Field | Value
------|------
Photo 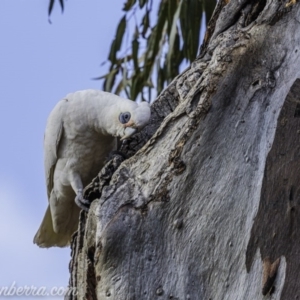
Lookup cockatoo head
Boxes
[106,100,151,140]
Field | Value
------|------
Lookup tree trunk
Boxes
[66,1,300,299]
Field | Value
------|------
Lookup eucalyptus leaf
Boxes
[204,0,216,24]
[104,68,118,92]
[59,0,64,12]
[46,0,217,101]
[48,0,55,16]
[141,10,150,38]
[138,0,147,9]
[97,0,216,101]
[108,40,117,63]
[167,0,183,79]
[115,15,127,52]
[114,79,125,95]
[123,0,137,11]
[132,38,139,70]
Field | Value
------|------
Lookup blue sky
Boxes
[0,1,123,298]
[0,1,205,298]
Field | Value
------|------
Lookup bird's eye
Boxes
[119,112,131,124]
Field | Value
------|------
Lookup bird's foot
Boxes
[75,189,91,211]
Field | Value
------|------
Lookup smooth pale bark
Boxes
[66,1,300,299]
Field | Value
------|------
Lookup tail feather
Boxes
[33,205,73,248]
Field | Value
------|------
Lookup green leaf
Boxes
[115,15,127,52]
[143,0,168,76]
[97,0,217,102]
[48,0,55,16]
[48,0,64,16]
[167,0,183,78]
[157,67,165,94]
[92,74,109,80]
[168,31,181,80]
[104,68,118,92]
[123,0,137,11]
[167,0,177,34]
[141,10,150,38]
[108,16,126,64]
[138,0,147,9]
[108,40,117,63]
[114,79,125,95]
[180,0,202,61]
[191,0,203,58]
[204,0,216,24]
[59,0,64,12]
[130,72,146,100]
[132,38,139,70]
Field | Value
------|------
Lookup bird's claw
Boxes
[75,190,91,211]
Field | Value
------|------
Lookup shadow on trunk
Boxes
[246,79,300,298]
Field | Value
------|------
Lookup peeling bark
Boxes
[247,79,300,298]
[66,1,300,299]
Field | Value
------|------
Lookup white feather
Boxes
[34,90,150,248]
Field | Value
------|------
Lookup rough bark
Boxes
[66,1,300,299]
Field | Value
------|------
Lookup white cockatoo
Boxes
[34,90,151,248]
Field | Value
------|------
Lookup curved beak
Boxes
[124,120,135,128]
[120,127,137,140]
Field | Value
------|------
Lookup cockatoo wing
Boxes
[44,99,67,199]
[35,90,151,248]
[33,205,72,248]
